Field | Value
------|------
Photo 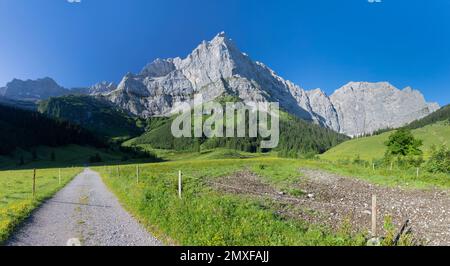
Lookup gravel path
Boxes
[6,169,162,246]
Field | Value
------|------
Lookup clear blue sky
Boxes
[0,0,449,105]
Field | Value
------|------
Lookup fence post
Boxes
[390,162,393,171]
[32,169,36,200]
[416,167,419,178]
[371,195,377,238]
[117,165,120,177]
[59,168,61,185]
[178,170,182,199]
[136,165,140,184]
[372,163,375,171]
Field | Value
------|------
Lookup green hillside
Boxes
[405,104,450,130]
[0,103,105,156]
[127,111,349,157]
[38,95,144,140]
[321,121,450,161]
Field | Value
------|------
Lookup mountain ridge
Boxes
[0,32,440,136]
[103,32,439,136]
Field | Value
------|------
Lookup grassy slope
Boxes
[321,122,450,161]
[0,167,82,243]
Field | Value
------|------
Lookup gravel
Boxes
[212,169,450,246]
[6,169,162,246]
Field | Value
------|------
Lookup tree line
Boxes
[133,112,349,157]
[0,104,106,155]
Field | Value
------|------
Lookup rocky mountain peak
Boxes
[140,58,176,77]
[330,82,440,136]
[89,81,117,96]
[103,33,440,136]
[1,32,440,137]
[2,77,67,101]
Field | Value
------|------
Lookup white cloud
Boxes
[368,0,382,3]
[67,0,81,3]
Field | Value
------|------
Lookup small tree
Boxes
[384,129,423,167]
[385,129,423,156]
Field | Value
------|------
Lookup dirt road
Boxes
[6,169,162,246]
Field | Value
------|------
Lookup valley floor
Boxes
[2,153,449,246]
[6,169,161,246]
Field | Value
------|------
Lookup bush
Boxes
[425,145,450,174]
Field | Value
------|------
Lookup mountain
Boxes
[38,95,143,140]
[329,82,440,136]
[2,33,440,136]
[0,77,69,101]
[88,81,117,96]
[103,32,439,136]
[0,77,117,102]
[107,32,314,120]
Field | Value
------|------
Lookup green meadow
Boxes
[94,157,366,246]
[321,122,450,162]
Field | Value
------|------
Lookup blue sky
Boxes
[0,0,449,105]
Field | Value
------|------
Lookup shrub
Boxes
[425,145,450,174]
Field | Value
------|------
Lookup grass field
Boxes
[321,122,450,162]
[127,144,271,161]
[1,148,447,246]
[95,158,366,246]
[0,167,82,243]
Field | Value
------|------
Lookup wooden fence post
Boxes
[178,170,182,199]
[136,165,140,184]
[117,165,120,177]
[372,195,377,238]
[32,169,36,199]
[416,167,419,178]
[59,168,61,185]
[372,163,375,171]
